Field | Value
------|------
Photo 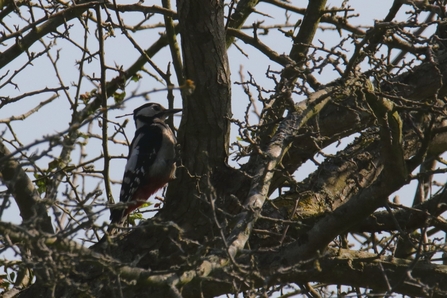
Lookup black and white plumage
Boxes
[110,103,181,225]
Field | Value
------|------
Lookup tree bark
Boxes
[159,0,232,242]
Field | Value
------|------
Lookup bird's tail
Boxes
[108,207,127,235]
[110,207,126,225]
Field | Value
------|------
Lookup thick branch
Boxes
[0,141,53,233]
[226,0,260,47]
[272,248,447,298]
[353,187,447,233]
[364,82,407,184]
[290,0,327,63]
[227,87,334,259]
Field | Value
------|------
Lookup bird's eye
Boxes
[153,105,160,111]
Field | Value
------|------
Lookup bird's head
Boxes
[133,103,182,129]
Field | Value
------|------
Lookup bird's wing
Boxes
[110,125,162,223]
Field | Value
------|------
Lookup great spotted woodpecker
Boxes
[110,103,182,226]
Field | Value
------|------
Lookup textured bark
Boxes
[158,0,232,242]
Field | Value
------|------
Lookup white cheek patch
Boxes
[135,119,144,129]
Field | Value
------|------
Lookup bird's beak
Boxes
[165,108,182,115]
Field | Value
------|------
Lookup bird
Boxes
[109,103,182,228]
